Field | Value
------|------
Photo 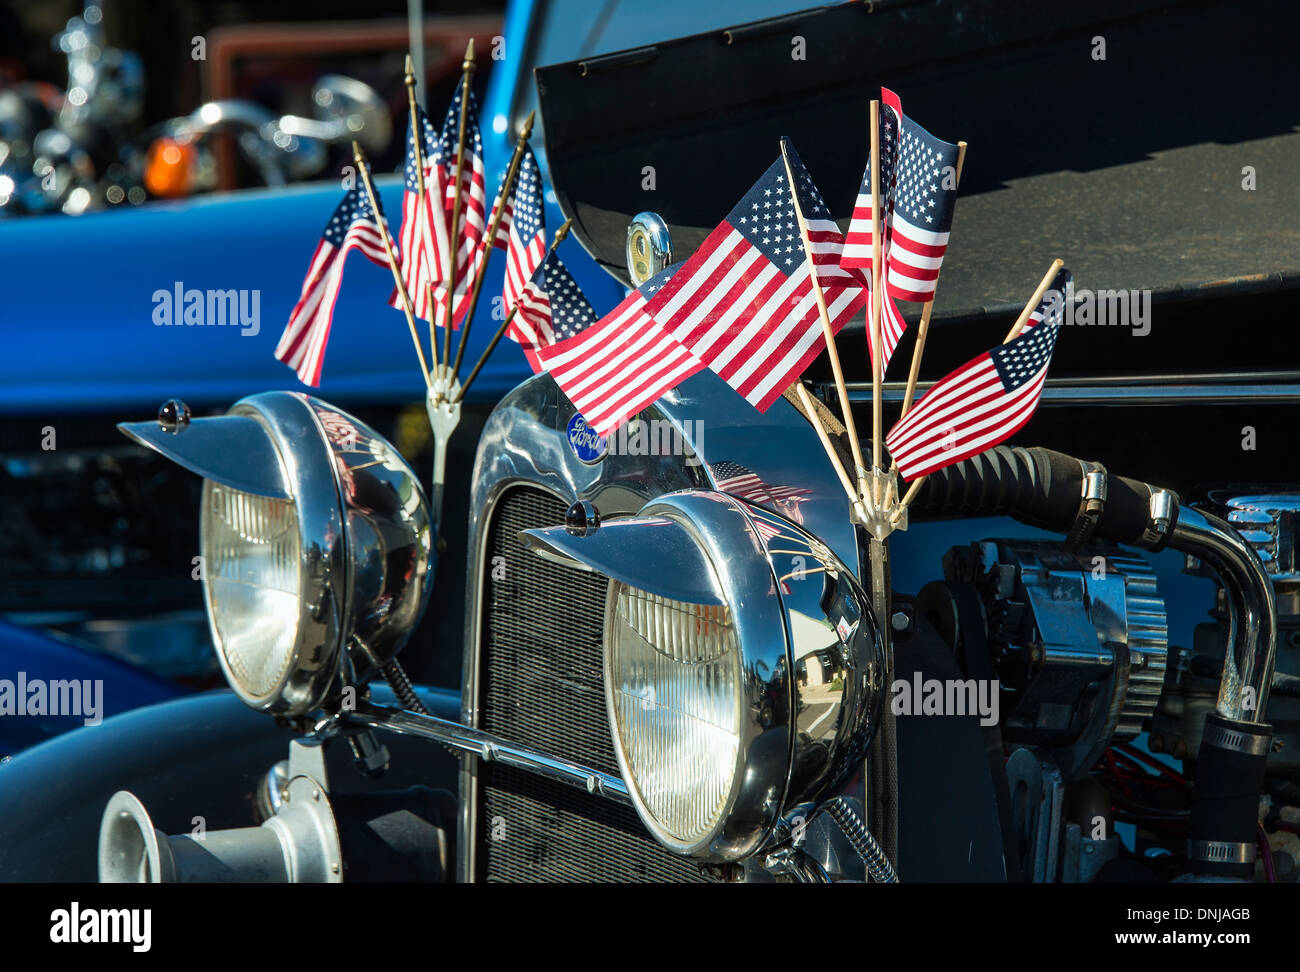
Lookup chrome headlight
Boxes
[120,393,433,715]
[524,490,885,861]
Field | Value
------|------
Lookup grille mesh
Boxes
[474,485,708,883]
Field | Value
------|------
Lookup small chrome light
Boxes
[523,489,885,861]
[120,392,433,715]
[626,212,672,287]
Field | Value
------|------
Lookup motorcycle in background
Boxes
[0,2,391,218]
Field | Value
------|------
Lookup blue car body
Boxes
[0,621,180,757]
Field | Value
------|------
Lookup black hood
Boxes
[536,0,1300,333]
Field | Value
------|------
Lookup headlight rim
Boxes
[600,491,794,862]
[200,396,350,716]
[592,489,886,864]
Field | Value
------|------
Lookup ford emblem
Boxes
[567,413,607,464]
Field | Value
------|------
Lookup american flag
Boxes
[510,249,597,372]
[274,178,394,387]
[841,89,909,373]
[885,268,1070,480]
[644,138,864,412]
[498,147,545,324]
[536,264,704,436]
[885,112,961,304]
[390,105,445,322]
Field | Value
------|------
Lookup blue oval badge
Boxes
[567,413,607,464]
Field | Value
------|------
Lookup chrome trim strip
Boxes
[348,700,631,805]
[828,374,1300,406]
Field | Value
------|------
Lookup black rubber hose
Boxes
[1187,715,1272,878]
[914,445,1176,549]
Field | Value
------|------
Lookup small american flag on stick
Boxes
[497,147,545,327]
[841,89,908,373]
[885,110,962,304]
[644,141,864,412]
[886,268,1070,480]
[390,105,444,322]
[536,264,704,436]
[510,249,597,372]
[274,178,394,387]
[434,85,488,327]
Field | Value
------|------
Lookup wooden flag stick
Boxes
[793,382,861,508]
[454,219,572,403]
[450,110,536,381]
[780,140,869,500]
[403,55,438,373]
[892,256,1065,518]
[869,99,884,492]
[353,141,431,389]
[898,140,966,420]
[425,282,439,373]
[440,38,476,373]
[1003,257,1064,343]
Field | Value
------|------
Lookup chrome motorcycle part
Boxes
[118,392,434,716]
[626,212,672,286]
[523,488,885,861]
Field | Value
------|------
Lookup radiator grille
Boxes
[473,485,708,882]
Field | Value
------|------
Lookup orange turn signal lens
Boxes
[144,137,197,198]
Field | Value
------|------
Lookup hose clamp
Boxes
[1186,839,1256,865]
[1137,487,1179,550]
[1065,460,1107,546]
[1202,719,1273,757]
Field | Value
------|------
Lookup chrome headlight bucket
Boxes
[523,490,884,861]
[120,392,433,716]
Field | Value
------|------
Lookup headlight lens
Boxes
[120,392,434,716]
[201,482,303,702]
[606,582,742,850]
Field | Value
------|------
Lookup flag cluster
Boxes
[274,72,1058,486]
